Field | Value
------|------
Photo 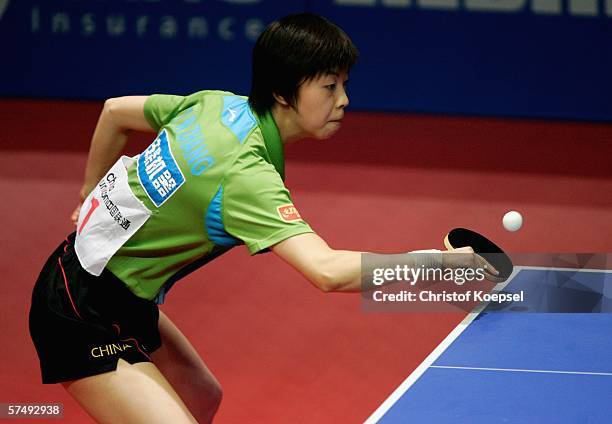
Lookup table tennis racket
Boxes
[444,227,513,281]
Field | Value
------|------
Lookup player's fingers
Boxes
[475,254,499,276]
[70,203,82,225]
[452,246,474,253]
[442,248,471,270]
[475,255,506,282]
[483,272,505,283]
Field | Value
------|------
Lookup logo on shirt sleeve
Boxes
[277,204,302,222]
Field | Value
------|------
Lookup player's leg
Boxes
[151,310,223,424]
[62,359,197,424]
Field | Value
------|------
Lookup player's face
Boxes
[294,71,349,140]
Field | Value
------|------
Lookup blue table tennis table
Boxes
[366,266,612,423]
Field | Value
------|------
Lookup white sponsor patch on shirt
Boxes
[75,156,152,276]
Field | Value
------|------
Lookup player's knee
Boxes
[208,381,223,408]
[199,378,223,409]
[192,381,222,423]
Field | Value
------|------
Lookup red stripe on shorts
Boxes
[57,256,84,320]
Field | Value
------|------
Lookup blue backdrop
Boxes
[1,0,610,121]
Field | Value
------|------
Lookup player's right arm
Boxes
[271,233,497,293]
[222,151,499,291]
[272,232,361,292]
[71,96,154,223]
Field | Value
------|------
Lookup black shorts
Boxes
[29,233,161,384]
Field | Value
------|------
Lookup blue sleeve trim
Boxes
[205,186,242,247]
[221,96,257,144]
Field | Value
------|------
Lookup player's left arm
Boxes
[71,96,154,224]
[80,96,154,199]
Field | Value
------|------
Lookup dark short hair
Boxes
[249,13,359,116]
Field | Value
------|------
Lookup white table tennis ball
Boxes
[503,211,523,232]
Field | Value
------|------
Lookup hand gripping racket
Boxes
[444,228,513,281]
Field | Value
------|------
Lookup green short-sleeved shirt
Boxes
[104,90,313,302]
